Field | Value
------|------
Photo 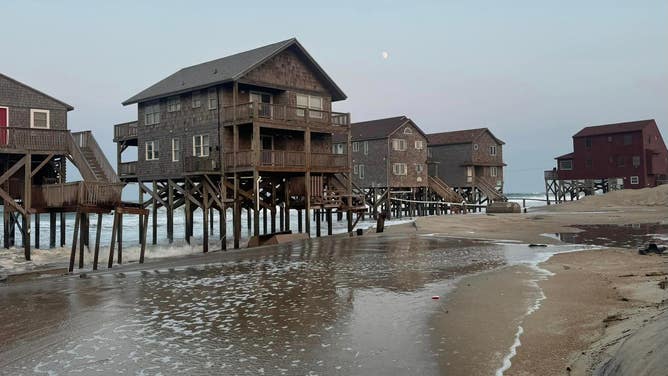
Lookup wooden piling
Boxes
[93,214,102,270]
[69,212,80,273]
[49,212,56,248]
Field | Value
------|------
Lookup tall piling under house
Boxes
[116,39,365,249]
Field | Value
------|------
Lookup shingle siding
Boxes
[0,74,69,130]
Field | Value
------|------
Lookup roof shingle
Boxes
[573,119,656,138]
[427,128,504,146]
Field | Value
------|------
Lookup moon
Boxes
[381,51,389,60]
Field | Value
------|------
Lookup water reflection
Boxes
[0,234,505,375]
[546,223,668,249]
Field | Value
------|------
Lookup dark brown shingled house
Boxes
[427,128,506,204]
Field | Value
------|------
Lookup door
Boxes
[0,107,7,145]
[261,135,274,165]
[250,92,272,118]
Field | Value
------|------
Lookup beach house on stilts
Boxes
[0,72,137,271]
[115,38,364,249]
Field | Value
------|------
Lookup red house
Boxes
[554,119,668,188]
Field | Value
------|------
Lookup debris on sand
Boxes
[638,243,666,255]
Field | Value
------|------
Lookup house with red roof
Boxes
[553,119,668,188]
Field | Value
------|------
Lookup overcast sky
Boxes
[3,0,666,192]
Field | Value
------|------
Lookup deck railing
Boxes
[0,127,70,152]
[33,181,123,209]
[311,153,348,169]
[118,161,137,176]
[114,122,138,140]
[184,152,220,173]
[222,102,350,128]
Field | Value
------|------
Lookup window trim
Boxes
[415,140,424,150]
[167,96,181,112]
[363,141,369,155]
[296,94,323,118]
[352,141,359,152]
[208,88,217,110]
[171,138,180,162]
[559,159,573,171]
[415,163,424,173]
[630,176,639,185]
[392,138,407,151]
[489,145,497,156]
[144,102,160,125]
[192,91,201,108]
[30,109,50,129]
[145,141,159,161]
[632,155,640,168]
[403,127,413,134]
[193,134,210,157]
[358,164,365,179]
[392,162,407,176]
[490,166,498,177]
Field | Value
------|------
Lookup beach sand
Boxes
[413,190,668,375]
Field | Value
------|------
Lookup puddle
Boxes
[543,223,668,249]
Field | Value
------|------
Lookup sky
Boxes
[2,0,667,193]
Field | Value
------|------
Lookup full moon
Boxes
[381,51,389,60]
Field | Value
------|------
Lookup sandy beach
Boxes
[411,186,668,375]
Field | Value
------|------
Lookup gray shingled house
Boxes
[115,38,361,248]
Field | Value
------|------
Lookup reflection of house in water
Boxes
[554,223,668,248]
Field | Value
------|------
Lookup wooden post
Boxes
[167,179,174,243]
[34,213,40,249]
[315,209,321,237]
[297,209,303,233]
[233,174,241,249]
[117,212,123,264]
[220,178,227,247]
[138,183,144,241]
[78,213,85,269]
[140,213,148,263]
[326,208,333,236]
[59,212,65,247]
[68,212,80,273]
[202,183,209,253]
[23,153,31,261]
[262,207,268,234]
[284,182,291,231]
[3,208,9,249]
[247,206,252,235]
[184,180,191,244]
[279,204,284,232]
[108,211,118,268]
[152,180,157,245]
[49,212,56,248]
[93,213,102,270]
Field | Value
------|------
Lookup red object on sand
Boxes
[432,296,440,300]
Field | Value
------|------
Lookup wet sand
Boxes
[414,202,668,375]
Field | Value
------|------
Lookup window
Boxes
[473,143,479,151]
[617,156,625,167]
[296,94,323,118]
[363,141,369,155]
[416,164,424,173]
[145,141,159,160]
[630,176,639,185]
[358,164,365,179]
[559,160,573,170]
[585,137,592,148]
[466,166,473,183]
[353,164,359,174]
[193,134,210,157]
[167,96,181,112]
[489,145,497,156]
[332,143,344,154]
[392,138,407,151]
[208,88,217,110]
[403,127,413,134]
[490,166,498,177]
[352,142,359,152]
[632,156,640,168]
[623,134,632,145]
[192,91,201,108]
[172,138,181,162]
[144,102,160,125]
[392,163,407,175]
[415,140,424,150]
[30,109,49,128]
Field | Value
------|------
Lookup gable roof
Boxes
[573,119,656,138]
[427,128,505,146]
[333,116,426,143]
[123,38,346,105]
[0,73,73,111]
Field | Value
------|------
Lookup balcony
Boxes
[118,161,137,178]
[31,181,124,210]
[184,152,220,174]
[113,121,138,142]
[224,150,348,172]
[222,102,350,130]
[0,127,71,154]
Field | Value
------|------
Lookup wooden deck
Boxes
[0,127,70,154]
[223,150,348,172]
[222,102,350,132]
[31,181,124,212]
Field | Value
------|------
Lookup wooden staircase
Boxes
[70,131,120,183]
[476,178,506,202]
[428,176,464,203]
